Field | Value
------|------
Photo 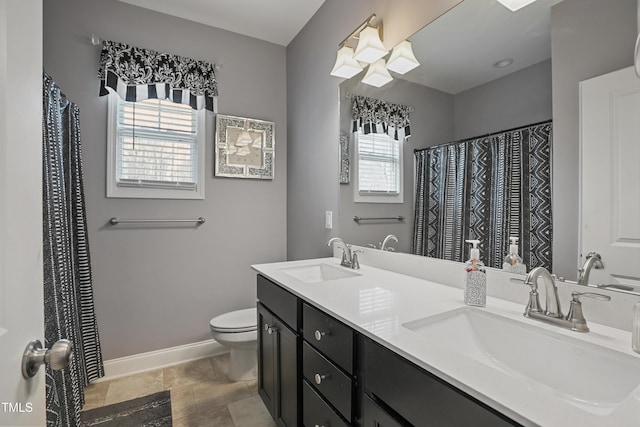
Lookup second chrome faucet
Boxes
[327,237,362,270]
[513,266,611,332]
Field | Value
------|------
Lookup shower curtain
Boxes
[43,72,104,426]
[412,121,553,271]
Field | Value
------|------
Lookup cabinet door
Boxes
[258,303,276,418]
[363,395,404,427]
[275,315,299,427]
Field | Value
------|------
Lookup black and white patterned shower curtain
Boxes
[412,122,553,271]
[43,72,104,426]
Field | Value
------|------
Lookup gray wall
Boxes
[43,0,287,359]
[337,79,454,253]
[551,0,636,279]
[286,0,462,260]
[454,59,552,140]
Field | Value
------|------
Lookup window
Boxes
[107,92,205,199]
[354,131,403,203]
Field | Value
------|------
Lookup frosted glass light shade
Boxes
[330,46,363,79]
[362,59,393,88]
[353,26,387,64]
[386,40,420,74]
[496,0,537,11]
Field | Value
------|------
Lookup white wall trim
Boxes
[95,339,228,382]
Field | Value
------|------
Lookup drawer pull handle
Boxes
[265,324,278,335]
[314,373,330,384]
[314,330,329,341]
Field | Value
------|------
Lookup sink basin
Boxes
[403,307,640,413]
[280,263,361,283]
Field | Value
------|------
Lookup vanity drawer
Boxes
[303,303,353,373]
[364,338,518,427]
[303,381,349,427]
[257,274,299,330]
[303,342,352,421]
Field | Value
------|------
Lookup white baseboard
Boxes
[95,339,228,382]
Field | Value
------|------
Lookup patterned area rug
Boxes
[81,391,172,426]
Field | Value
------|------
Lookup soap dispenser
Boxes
[502,236,526,274]
[464,240,486,307]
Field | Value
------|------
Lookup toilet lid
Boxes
[210,308,257,332]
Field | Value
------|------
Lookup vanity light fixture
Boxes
[330,45,364,79]
[353,25,387,63]
[361,58,393,87]
[496,0,538,11]
[385,40,420,74]
[330,13,419,88]
[330,14,385,78]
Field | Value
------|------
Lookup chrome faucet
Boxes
[512,266,610,332]
[327,237,361,269]
[577,252,604,286]
[524,267,563,318]
[380,234,398,251]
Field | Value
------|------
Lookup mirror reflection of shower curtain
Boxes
[43,72,104,426]
[412,121,553,271]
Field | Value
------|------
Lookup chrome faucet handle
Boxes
[571,291,611,302]
[566,291,611,332]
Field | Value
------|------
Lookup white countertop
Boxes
[252,257,640,427]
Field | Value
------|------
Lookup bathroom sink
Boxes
[403,307,640,414]
[279,263,361,283]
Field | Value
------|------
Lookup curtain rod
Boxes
[413,119,552,153]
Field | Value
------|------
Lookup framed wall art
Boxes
[214,114,274,179]
[339,132,350,184]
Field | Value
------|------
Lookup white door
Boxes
[0,1,46,426]
[580,66,640,290]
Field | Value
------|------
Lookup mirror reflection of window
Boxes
[355,131,403,203]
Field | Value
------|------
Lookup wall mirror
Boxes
[337,0,638,290]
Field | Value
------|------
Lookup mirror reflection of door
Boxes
[580,66,640,292]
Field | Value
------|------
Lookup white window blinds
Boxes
[116,97,198,189]
[357,131,400,195]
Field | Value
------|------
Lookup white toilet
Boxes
[209,308,257,381]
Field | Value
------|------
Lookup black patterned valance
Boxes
[351,95,411,141]
[98,40,218,111]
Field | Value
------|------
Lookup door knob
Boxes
[22,339,73,379]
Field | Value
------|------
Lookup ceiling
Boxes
[117,0,325,46]
[401,0,563,94]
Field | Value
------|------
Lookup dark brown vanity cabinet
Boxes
[257,275,301,427]
[256,274,522,427]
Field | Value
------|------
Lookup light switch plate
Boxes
[325,211,333,229]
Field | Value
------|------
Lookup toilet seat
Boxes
[210,308,257,333]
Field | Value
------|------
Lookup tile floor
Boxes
[82,353,276,427]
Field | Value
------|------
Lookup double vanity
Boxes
[252,250,640,426]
